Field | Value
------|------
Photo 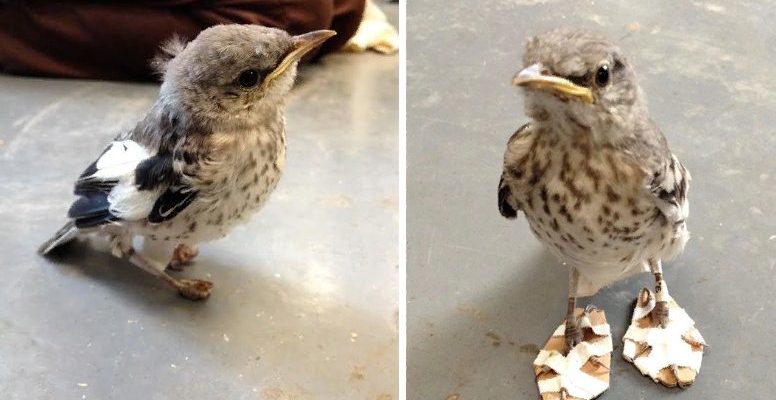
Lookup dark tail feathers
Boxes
[38,221,79,255]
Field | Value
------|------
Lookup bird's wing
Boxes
[646,153,690,225]
[498,123,535,219]
[69,140,197,228]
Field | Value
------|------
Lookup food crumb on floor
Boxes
[485,331,502,347]
[456,304,487,322]
[350,365,366,381]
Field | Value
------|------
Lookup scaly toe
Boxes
[564,323,583,354]
[652,300,669,328]
[168,244,199,271]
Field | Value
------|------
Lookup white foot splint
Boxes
[623,288,706,388]
[534,308,612,400]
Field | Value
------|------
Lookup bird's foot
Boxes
[533,307,612,400]
[564,320,583,356]
[653,300,670,328]
[159,272,212,300]
[110,235,133,258]
[623,288,706,388]
[167,244,199,271]
[175,278,213,301]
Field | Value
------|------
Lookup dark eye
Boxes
[595,64,610,87]
[238,69,259,88]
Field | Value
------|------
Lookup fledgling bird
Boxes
[39,25,336,300]
[498,28,705,394]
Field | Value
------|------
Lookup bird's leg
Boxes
[167,244,199,271]
[564,296,581,355]
[649,258,670,328]
[532,267,612,399]
[126,249,212,300]
[564,267,582,355]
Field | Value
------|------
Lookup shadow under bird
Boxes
[39,25,336,300]
[498,28,706,397]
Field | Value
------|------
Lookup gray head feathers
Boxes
[523,28,623,79]
[519,28,648,142]
[151,25,298,126]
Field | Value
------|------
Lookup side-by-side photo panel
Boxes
[407,1,772,399]
[0,1,399,399]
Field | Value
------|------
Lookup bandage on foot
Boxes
[623,288,706,388]
[534,307,612,400]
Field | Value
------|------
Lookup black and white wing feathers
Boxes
[648,154,690,225]
[147,183,198,223]
[498,124,533,219]
[68,140,197,228]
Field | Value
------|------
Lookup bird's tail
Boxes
[38,221,79,255]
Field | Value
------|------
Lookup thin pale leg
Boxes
[649,258,670,328]
[564,267,582,354]
[128,249,212,300]
[168,244,199,271]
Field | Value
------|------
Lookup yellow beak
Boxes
[261,30,337,91]
[512,63,594,104]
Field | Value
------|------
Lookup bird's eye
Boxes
[595,65,610,87]
[238,69,260,88]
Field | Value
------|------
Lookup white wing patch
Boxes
[92,140,150,179]
[84,140,161,221]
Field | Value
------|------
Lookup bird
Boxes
[498,28,705,392]
[39,24,336,300]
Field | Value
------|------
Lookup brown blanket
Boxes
[0,0,365,80]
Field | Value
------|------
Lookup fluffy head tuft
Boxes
[150,34,189,77]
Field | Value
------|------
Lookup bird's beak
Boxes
[512,63,594,104]
[261,30,337,91]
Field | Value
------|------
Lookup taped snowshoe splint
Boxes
[623,288,706,388]
[534,307,611,400]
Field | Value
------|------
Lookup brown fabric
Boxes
[0,0,366,81]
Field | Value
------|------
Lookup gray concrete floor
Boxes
[0,17,398,400]
[408,1,774,399]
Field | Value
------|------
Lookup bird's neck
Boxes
[533,111,644,148]
[154,94,284,132]
[528,92,648,147]
[212,102,284,132]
